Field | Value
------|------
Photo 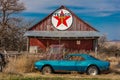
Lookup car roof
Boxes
[67,53,97,60]
[68,53,89,56]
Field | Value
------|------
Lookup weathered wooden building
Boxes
[24,6,102,53]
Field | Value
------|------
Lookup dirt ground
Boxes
[23,70,120,80]
[0,72,120,80]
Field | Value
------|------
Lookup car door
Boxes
[57,60,77,71]
[76,61,86,72]
[56,55,81,71]
[75,57,86,72]
[60,55,86,72]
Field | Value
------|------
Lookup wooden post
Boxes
[59,37,61,54]
[27,37,29,53]
[94,39,98,57]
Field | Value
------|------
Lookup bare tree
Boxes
[98,35,107,53]
[98,35,107,47]
[0,0,25,31]
[10,19,33,52]
[0,0,26,51]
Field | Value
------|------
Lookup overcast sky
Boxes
[20,0,120,40]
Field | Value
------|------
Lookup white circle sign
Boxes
[52,9,73,30]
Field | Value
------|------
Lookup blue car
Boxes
[34,54,110,75]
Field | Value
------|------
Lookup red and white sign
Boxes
[52,9,73,30]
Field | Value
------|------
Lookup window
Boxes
[69,56,84,61]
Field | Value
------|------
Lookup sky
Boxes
[19,0,120,41]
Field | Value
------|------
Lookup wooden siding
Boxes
[30,38,94,51]
[29,6,97,31]
[27,6,99,52]
[29,14,96,31]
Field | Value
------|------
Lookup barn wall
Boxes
[29,38,94,51]
[29,13,96,31]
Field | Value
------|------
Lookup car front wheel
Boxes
[41,66,52,75]
[87,65,99,75]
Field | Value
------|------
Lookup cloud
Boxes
[20,0,120,16]
[19,0,120,40]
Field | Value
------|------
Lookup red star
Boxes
[54,10,71,27]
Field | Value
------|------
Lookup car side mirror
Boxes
[63,56,69,60]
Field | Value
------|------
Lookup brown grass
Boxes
[3,50,120,77]
[4,54,40,74]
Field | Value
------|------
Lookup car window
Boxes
[88,55,98,60]
[69,56,84,61]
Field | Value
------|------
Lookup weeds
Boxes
[4,54,40,74]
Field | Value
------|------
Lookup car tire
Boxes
[41,66,52,75]
[87,65,99,75]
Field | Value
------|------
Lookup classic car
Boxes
[34,54,110,75]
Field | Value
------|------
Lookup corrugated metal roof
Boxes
[24,31,102,38]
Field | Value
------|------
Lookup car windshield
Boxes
[87,55,98,60]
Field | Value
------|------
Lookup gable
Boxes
[29,6,98,31]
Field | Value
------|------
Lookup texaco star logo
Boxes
[52,9,73,30]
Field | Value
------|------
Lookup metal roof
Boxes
[24,31,102,38]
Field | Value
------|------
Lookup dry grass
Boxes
[0,71,120,80]
[1,49,120,80]
[3,54,40,74]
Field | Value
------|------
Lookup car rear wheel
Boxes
[41,66,52,75]
[87,65,99,75]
